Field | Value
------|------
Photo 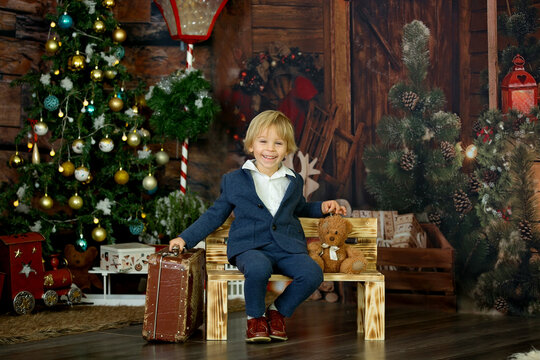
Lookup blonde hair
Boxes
[243,110,298,155]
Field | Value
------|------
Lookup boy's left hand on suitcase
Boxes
[169,237,186,253]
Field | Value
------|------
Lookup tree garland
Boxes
[146,69,220,142]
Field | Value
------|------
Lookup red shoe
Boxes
[245,317,271,343]
[266,309,288,341]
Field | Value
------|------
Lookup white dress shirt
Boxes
[242,159,296,216]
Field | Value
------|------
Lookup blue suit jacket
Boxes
[179,168,323,264]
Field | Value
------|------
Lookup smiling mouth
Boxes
[262,155,277,160]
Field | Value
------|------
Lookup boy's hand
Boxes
[321,200,347,216]
[169,237,186,253]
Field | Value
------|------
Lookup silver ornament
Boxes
[34,121,49,136]
[155,150,169,165]
[142,174,157,190]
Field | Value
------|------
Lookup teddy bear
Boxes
[64,244,103,292]
[308,215,368,274]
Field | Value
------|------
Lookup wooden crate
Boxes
[377,223,456,312]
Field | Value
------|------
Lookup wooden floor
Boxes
[1,301,540,359]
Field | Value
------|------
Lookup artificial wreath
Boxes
[146,69,220,141]
[236,45,323,98]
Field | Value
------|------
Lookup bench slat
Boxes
[207,269,385,282]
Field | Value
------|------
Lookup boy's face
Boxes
[249,125,288,176]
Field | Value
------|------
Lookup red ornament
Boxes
[501,54,538,114]
[477,126,493,143]
[153,0,229,43]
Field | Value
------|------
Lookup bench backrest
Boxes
[205,217,378,271]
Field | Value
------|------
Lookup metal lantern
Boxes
[501,54,538,114]
[153,0,229,43]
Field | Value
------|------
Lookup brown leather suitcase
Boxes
[142,248,205,342]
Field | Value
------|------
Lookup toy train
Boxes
[0,232,82,315]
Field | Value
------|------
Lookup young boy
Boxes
[169,110,346,343]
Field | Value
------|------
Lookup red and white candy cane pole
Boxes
[179,43,194,194]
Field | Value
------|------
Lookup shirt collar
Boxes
[242,159,295,178]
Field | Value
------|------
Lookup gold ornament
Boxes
[32,144,40,164]
[82,172,93,185]
[61,160,75,176]
[102,0,116,8]
[45,38,59,54]
[93,19,106,33]
[39,194,54,210]
[68,194,83,210]
[104,69,116,80]
[155,150,169,165]
[136,94,147,108]
[112,27,127,43]
[108,96,123,112]
[114,168,129,185]
[126,131,141,147]
[90,66,103,82]
[9,152,24,168]
[92,226,107,242]
[142,174,157,191]
[68,51,85,71]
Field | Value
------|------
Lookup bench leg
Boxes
[206,279,228,340]
[364,281,385,340]
[357,282,365,334]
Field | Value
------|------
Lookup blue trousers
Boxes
[234,241,323,318]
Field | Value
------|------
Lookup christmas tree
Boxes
[470,107,540,315]
[362,20,484,284]
[498,0,540,82]
[0,0,214,253]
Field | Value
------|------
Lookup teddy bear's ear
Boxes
[88,246,98,258]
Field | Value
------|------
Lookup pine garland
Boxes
[146,69,220,142]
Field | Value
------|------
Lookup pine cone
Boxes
[483,169,499,185]
[401,91,419,111]
[519,220,532,242]
[472,120,482,134]
[512,117,525,132]
[494,297,509,314]
[468,174,481,194]
[453,189,472,215]
[428,212,442,227]
[440,141,456,161]
[400,150,416,171]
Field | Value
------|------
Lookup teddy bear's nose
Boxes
[329,236,335,241]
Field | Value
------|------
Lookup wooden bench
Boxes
[204,217,385,341]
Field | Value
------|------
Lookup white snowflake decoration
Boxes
[40,74,51,86]
[283,151,320,199]
[96,198,113,215]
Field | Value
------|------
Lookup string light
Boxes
[465,144,478,159]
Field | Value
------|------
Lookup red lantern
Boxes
[153,0,229,44]
[501,54,538,114]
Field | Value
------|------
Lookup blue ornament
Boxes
[58,13,74,29]
[147,185,158,195]
[114,46,125,60]
[129,221,145,235]
[75,236,88,252]
[44,95,60,111]
[86,104,96,114]
[116,91,125,100]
